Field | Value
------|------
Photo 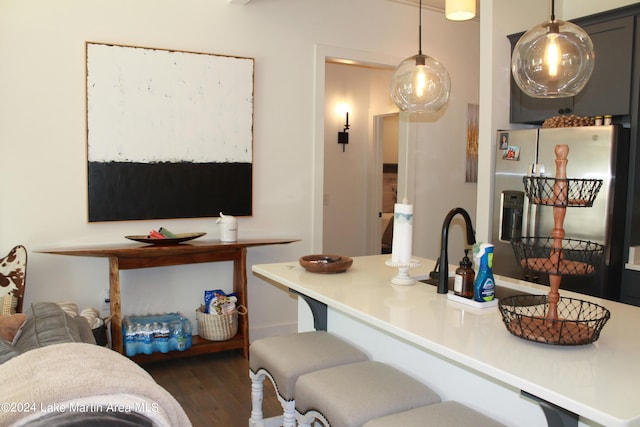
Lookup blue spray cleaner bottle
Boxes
[473,243,495,302]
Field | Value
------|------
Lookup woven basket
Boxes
[196,305,247,341]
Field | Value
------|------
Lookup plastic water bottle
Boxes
[150,322,159,353]
[141,323,153,354]
[134,323,144,355]
[172,321,186,351]
[124,323,137,357]
[157,322,170,353]
[182,316,193,349]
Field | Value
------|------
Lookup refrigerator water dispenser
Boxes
[500,190,524,242]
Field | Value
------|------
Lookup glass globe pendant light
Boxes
[511,0,594,98]
[390,0,451,113]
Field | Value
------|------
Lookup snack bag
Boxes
[204,289,237,315]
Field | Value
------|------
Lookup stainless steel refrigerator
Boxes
[492,126,629,300]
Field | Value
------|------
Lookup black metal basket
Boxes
[511,237,604,276]
[522,176,603,207]
[498,295,610,345]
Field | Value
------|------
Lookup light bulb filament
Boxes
[545,33,560,77]
[416,66,426,97]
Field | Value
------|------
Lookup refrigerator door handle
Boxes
[524,197,535,237]
[522,198,529,237]
[523,163,544,237]
[523,174,535,238]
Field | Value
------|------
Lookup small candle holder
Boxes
[385,258,422,286]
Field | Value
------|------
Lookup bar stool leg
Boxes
[296,410,328,427]
[282,400,296,427]
[250,369,297,427]
[249,370,265,425]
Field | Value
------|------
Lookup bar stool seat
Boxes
[295,361,441,427]
[362,401,506,427]
[249,331,368,427]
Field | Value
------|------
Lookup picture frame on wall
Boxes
[86,42,254,222]
[465,103,479,183]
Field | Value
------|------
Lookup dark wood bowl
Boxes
[299,254,353,274]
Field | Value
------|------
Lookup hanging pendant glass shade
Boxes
[512,19,594,98]
[390,53,451,113]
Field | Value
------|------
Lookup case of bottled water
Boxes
[123,312,193,357]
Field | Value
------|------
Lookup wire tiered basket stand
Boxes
[499,145,611,345]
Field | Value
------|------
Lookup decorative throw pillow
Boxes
[14,302,87,353]
[0,313,27,342]
[0,295,18,315]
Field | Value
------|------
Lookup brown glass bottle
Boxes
[454,250,475,299]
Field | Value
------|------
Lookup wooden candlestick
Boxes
[547,144,569,325]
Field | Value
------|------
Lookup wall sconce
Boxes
[337,105,350,152]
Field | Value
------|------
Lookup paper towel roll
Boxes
[391,202,413,265]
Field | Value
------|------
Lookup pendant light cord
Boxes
[550,0,555,21]
[418,0,422,55]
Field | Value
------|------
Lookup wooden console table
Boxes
[39,238,297,362]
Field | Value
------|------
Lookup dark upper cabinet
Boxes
[621,268,640,307]
[509,16,634,124]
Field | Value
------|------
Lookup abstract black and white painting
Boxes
[86,42,254,222]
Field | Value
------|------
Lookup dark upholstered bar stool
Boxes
[294,361,442,427]
[362,401,506,427]
[248,331,368,427]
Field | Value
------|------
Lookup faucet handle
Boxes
[429,257,440,279]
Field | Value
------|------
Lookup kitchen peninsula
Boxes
[253,255,640,427]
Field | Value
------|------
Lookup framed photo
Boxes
[502,146,521,161]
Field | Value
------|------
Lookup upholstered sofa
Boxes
[0,302,191,426]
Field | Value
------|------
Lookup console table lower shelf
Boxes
[130,334,245,364]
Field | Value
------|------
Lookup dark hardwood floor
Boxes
[143,350,282,427]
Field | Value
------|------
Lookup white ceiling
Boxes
[232,0,480,17]
[389,0,481,19]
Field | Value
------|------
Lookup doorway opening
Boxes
[312,45,405,256]
[321,59,399,257]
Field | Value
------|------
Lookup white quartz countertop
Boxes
[253,255,640,427]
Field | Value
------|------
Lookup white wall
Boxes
[411,19,480,261]
[383,116,400,165]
